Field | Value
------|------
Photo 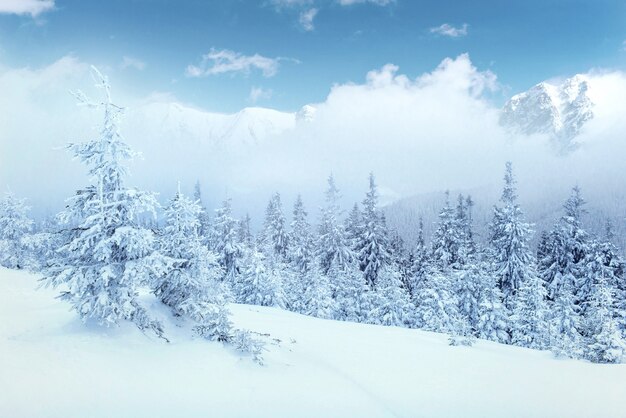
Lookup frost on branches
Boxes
[0,191,33,270]
[42,67,171,338]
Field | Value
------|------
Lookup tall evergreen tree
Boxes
[0,191,33,269]
[157,187,232,342]
[193,180,212,241]
[212,198,241,282]
[42,67,169,337]
[355,173,389,288]
[539,186,590,300]
[318,174,353,274]
[509,267,550,349]
[583,272,626,363]
[289,195,315,274]
[488,162,536,305]
[236,250,286,308]
[344,203,361,252]
[237,213,253,250]
[259,193,289,262]
[408,217,430,299]
[550,281,583,359]
[431,191,461,271]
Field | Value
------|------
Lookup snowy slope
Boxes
[500,75,594,147]
[1,268,626,418]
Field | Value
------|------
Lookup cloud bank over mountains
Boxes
[1,53,625,219]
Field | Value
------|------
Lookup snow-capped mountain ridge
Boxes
[126,101,300,148]
[500,74,594,147]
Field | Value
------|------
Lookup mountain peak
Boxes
[500,74,593,149]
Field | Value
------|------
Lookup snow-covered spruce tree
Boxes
[389,230,414,294]
[509,267,550,349]
[331,260,371,323]
[317,174,353,274]
[212,198,241,283]
[300,265,334,319]
[259,193,289,263]
[237,213,254,250]
[582,266,625,363]
[453,193,475,265]
[42,67,169,337]
[344,203,361,252]
[368,267,415,327]
[193,180,211,240]
[413,266,461,334]
[0,191,34,270]
[488,162,536,306]
[284,195,316,313]
[157,187,233,342]
[476,275,510,344]
[289,195,315,274]
[455,262,485,336]
[408,217,430,299]
[549,281,584,359]
[237,249,286,308]
[431,191,462,271]
[539,186,590,301]
[355,173,390,288]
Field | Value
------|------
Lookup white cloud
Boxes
[186,49,280,78]
[337,0,394,5]
[0,0,54,17]
[430,23,469,38]
[248,86,273,103]
[270,0,313,8]
[3,54,626,226]
[299,8,318,31]
[120,56,146,71]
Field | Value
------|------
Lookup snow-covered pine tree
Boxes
[283,195,316,317]
[488,162,536,306]
[237,213,254,250]
[389,230,414,294]
[413,265,461,334]
[408,217,429,299]
[157,187,232,342]
[259,193,289,263]
[237,249,286,308]
[476,276,510,344]
[368,266,415,327]
[344,203,361,252]
[193,180,211,239]
[431,191,461,271]
[289,195,315,274]
[331,260,371,323]
[317,174,353,274]
[549,281,584,359]
[300,265,334,319]
[355,173,390,288]
[455,262,484,335]
[454,193,473,265]
[0,191,34,269]
[540,186,590,301]
[42,67,169,337]
[212,198,241,283]
[582,253,625,363]
[509,266,550,349]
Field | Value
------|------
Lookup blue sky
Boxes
[1,0,625,112]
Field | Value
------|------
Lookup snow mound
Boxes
[1,268,625,418]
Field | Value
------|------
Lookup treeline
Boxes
[0,68,624,364]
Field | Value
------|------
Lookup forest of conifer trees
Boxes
[1,68,624,364]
